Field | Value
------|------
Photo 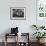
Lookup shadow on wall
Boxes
[2,28,11,34]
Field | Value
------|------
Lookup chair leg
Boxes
[4,41,7,46]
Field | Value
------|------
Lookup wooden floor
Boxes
[0,42,46,46]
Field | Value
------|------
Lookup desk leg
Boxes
[16,34,18,46]
[4,41,7,46]
[15,34,18,46]
[4,34,7,46]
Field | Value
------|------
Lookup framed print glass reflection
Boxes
[10,7,26,20]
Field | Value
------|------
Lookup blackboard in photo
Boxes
[10,7,26,20]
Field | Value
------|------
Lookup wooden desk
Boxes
[4,33,30,46]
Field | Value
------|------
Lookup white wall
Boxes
[0,0,37,42]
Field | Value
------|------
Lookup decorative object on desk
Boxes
[11,27,18,34]
[10,7,26,20]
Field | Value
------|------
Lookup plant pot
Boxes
[37,39,45,44]
[40,38,45,43]
[37,39,40,43]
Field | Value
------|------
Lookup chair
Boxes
[4,27,19,46]
[18,33,30,46]
[4,33,18,46]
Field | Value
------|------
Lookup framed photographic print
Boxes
[10,7,26,20]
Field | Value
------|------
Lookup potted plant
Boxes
[32,24,46,43]
[33,32,46,43]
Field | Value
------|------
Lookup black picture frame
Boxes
[10,7,26,20]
